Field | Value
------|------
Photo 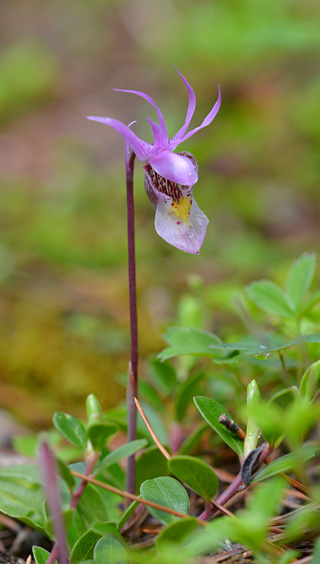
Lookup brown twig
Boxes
[71,470,207,525]
[134,397,171,460]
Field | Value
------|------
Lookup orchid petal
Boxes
[113,88,168,147]
[87,116,150,161]
[149,150,198,185]
[175,85,221,145]
[146,117,162,150]
[154,193,209,255]
[172,67,196,141]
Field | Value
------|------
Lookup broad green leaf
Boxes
[94,535,127,564]
[168,455,218,501]
[33,547,57,564]
[140,476,189,525]
[156,517,199,550]
[0,464,46,534]
[135,446,170,491]
[176,372,203,421]
[286,253,316,311]
[300,359,320,402]
[246,280,294,317]
[92,522,117,536]
[53,412,88,451]
[88,422,118,452]
[149,358,178,395]
[97,439,147,474]
[158,327,223,361]
[252,444,318,482]
[194,396,243,455]
[70,530,101,564]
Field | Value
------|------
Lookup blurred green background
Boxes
[0,0,320,425]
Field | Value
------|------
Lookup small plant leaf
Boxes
[117,501,139,532]
[57,459,75,489]
[70,530,102,564]
[246,280,294,317]
[168,455,219,501]
[252,444,318,482]
[176,372,203,421]
[91,522,118,536]
[94,535,127,564]
[178,423,208,455]
[194,396,243,455]
[135,446,170,491]
[53,412,88,451]
[0,464,46,535]
[140,476,189,525]
[88,422,118,452]
[156,517,199,550]
[149,358,178,394]
[286,253,316,312]
[96,439,147,474]
[158,327,223,361]
[300,359,320,402]
[33,547,57,564]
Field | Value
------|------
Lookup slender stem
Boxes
[70,455,98,509]
[125,150,138,495]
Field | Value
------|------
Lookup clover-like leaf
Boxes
[140,476,189,525]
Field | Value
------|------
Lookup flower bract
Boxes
[88,68,221,254]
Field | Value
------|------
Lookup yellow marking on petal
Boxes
[170,197,192,224]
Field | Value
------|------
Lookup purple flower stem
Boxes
[46,543,60,564]
[70,455,98,510]
[199,443,272,521]
[125,150,138,495]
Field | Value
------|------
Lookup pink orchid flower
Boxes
[88,69,221,254]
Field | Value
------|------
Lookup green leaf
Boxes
[91,522,118,536]
[88,423,118,452]
[311,537,320,563]
[158,327,223,361]
[117,501,139,532]
[168,455,218,501]
[178,423,208,455]
[194,396,243,455]
[33,547,57,564]
[68,484,108,548]
[97,439,147,474]
[176,373,203,421]
[252,444,318,482]
[57,459,75,489]
[0,464,46,534]
[300,359,320,402]
[246,280,294,317]
[53,412,88,451]
[149,358,178,395]
[140,476,189,525]
[70,530,102,564]
[94,535,127,564]
[286,253,316,312]
[156,517,199,550]
[135,446,170,491]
